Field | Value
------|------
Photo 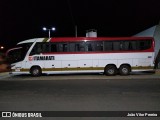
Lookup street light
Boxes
[43,27,56,38]
[0,46,4,50]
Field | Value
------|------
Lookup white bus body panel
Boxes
[11,52,154,75]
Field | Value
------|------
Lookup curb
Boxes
[155,69,160,75]
[0,72,10,79]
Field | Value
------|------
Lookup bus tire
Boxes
[104,65,117,76]
[30,66,42,77]
[119,65,131,75]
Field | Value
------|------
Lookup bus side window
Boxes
[74,42,85,52]
[69,42,87,52]
[124,41,130,50]
[70,42,85,52]
[63,44,68,52]
[145,40,152,49]
[75,43,80,52]
[51,44,57,52]
[86,42,93,52]
[121,41,129,50]
[104,41,113,51]
[57,43,63,52]
[37,44,43,53]
[94,41,103,51]
[129,41,137,50]
[30,43,42,55]
[58,43,68,52]
[137,40,151,50]
[113,41,120,51]
[43,43,50,52]
[79,42,85,52]
[69,43,76,52]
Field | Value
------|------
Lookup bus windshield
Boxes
[7,43,32,64]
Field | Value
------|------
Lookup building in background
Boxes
[86,29,97,37]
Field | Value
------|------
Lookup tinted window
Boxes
[67,42,86,52]
[103,40,151,51]
[51,44,58,52]
[86,42,93,51]
[29,39,152,55]
[58,43,68,52]
[120,41,129,50]
[69,43,76,52]
[7,43,32,63]
[121,41,136,50]
[129,41,137,50]
[94,41,103,51]
[104,41,113,51]
[30,42,50,55]
[113,41,120,51]
[137,40,152,50]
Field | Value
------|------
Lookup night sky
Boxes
[0,0,160,50]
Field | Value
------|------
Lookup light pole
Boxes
[43,27,56,38]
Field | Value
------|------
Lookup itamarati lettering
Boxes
[34,56,55,60]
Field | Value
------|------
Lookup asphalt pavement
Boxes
[0,72,160,120]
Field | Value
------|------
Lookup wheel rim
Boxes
[108,68,115,74]
[33,69,39,75]
[122,67,128,74]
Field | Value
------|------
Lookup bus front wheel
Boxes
[104,65,117,76]
[30,66,42,77]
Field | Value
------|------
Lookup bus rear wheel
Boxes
[104,65,117,76]
[119,65,131,75]
[30,66,42,77]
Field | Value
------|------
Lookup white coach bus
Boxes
[7,37,155,76]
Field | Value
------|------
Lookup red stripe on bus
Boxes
[49,37,154,42]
